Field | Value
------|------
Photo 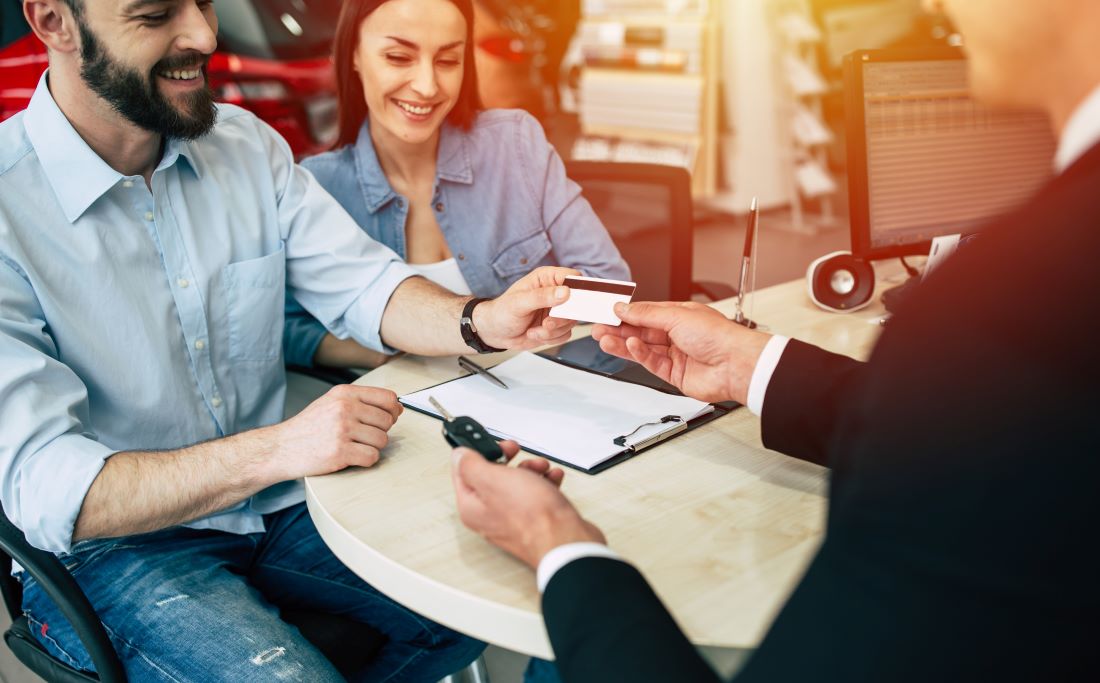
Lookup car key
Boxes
[429,396,505,463]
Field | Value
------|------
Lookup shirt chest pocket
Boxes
[491,231,554,280]
[221,246,286,362]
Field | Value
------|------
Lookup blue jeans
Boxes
[20,503,484,682]
[524,657,563,683]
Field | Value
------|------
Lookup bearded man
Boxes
[0,1,579,680]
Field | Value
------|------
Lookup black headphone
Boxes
[806,251,875,312]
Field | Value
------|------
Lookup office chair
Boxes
[0,509,386,682]
[287,363,360,386]
[564,161,736,303]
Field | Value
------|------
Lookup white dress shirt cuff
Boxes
[746,335,791,416]
[536,543,624,593]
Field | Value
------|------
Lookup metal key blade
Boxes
[428,396,455,422]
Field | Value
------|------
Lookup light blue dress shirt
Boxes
[283,110,630,366]
[0,74,417,553]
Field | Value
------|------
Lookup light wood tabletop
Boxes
[305,268,900,659]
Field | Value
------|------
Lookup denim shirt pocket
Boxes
[222,244,286,362]
[490,231,553,280]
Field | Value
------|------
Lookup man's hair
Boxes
[60,0,83,19]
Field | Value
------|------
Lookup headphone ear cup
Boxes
[806,252,875,312]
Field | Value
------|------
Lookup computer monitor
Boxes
[844,48,1058,260]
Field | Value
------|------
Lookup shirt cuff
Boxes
[747,335,790,416]
[338,265,418,355]
[12,433,116,553]
[536,542,624,593]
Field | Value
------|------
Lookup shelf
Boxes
[573,2,720,196]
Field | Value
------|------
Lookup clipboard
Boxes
[399,350,738,474]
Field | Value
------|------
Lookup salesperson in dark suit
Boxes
[448,0,1100,680]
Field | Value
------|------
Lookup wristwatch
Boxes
[460,297,505,354]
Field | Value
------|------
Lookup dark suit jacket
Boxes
[542,142,1100,682]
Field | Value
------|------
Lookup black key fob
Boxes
[443,416,505,463]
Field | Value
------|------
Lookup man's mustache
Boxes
[153,51,212,74]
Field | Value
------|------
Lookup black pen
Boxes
[458,356,509,390]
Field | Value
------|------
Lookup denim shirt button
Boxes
[520,257,528,265]
[435,202,444,212]
[457,254,465,260]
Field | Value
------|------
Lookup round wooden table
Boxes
[306,276,888,658]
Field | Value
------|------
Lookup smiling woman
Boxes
[284,0,629,371]
[330,0,480,147]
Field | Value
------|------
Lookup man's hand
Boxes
[263,385,403,481]
[592,301,772,405]
[472,267,579,350]
[451,442,606,569]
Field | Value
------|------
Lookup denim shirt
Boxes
[284,109,629,366]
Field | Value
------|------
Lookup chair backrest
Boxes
[564,161,694,302]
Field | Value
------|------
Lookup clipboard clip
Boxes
[613,415,687,452]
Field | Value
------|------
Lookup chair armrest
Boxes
[286,364,360,386]
[691,280,738,302]
[0,514,126,682]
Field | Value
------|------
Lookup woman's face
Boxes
[355,0,467,146]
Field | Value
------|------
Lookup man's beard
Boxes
[77,21,217,140]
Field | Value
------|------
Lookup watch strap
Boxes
[460,297,505,354]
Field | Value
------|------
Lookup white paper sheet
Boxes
[401,353,713,471]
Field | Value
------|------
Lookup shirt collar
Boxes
[353,118,474,213]
[24,71,123,223]
[23,70,201,223]
[161,136,202,180]
[1055,82,1100,174]
[436,122,473,184]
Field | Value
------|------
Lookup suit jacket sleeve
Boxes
[760,339,865,467]
[542,557,721,683]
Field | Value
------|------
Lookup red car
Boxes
[0,0,340,158]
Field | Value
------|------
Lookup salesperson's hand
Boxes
[451,443,606,569]
[592,301,772,405]
[472,266,579,350]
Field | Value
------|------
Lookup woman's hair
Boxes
[330,0,482,149]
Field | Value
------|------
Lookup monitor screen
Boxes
[845,50,1058,258]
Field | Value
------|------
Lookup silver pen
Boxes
[458,356,509,390]
[733,197,759,329]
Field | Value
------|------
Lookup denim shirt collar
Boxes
[352,117,474,214]
[24,70,200,223]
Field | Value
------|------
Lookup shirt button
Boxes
[435,202,445,212]
[520,257,529,265]
[194,339,206,351]
[211,396,223,408]
[457,254,465,260]
[144,211,154,221]
[178,278,190,288]
[122,180,134,188]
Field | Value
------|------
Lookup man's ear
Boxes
[24,0,81,55]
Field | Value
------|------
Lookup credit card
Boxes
[549,276,637,326]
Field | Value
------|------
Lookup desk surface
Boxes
[305,271,896,659]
